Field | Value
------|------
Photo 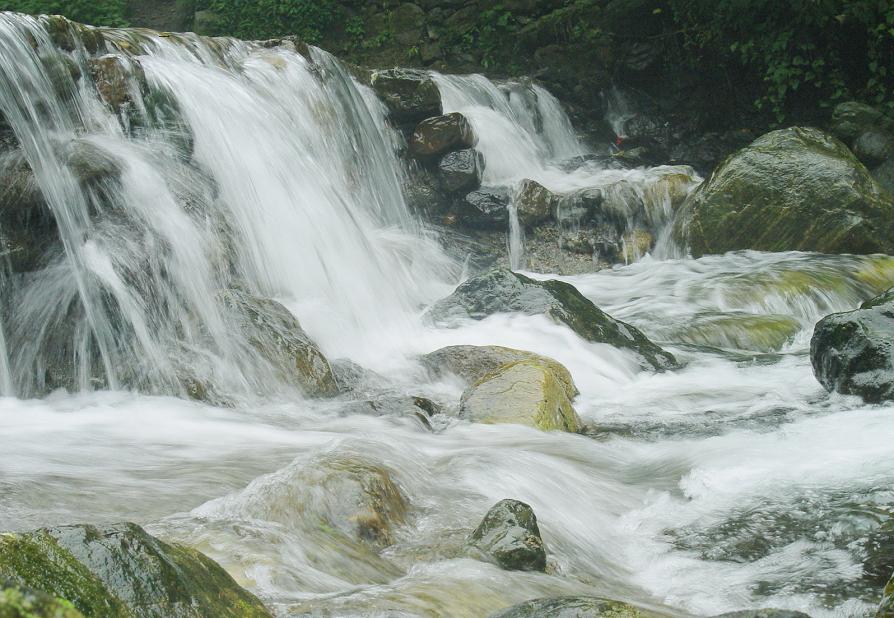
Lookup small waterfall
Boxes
[0,13,457,398]
[433,73,701,268]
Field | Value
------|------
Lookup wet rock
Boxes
[438,148,483,193]
[811,290,894,403]
[329,358,385,394]
[855,131,894,168]
[62,140,121,187]
[830,101,894,143]
[220,290,338,397]
[874,159,894,195]
[428,268,678,370]
[402,166,453,216]
[674,127,894,256]
[453,188,509,229]
[339,396,439,430]
[515,179,558,227]
[467,499,546,571]
[43,16,102,54]
[879,571,894,617]
[370,69,442,128]
[459,359,581,431]
[0,523,271,617]
[620,228,654,262]
[408,112,476,158]
[421,344,577,397]
[489,596,658,618]
[0,152,57,272]
[675,313,801,353]
[0,582,83,617]
[88,55,147,117]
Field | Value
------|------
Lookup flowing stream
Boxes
[1,12,893,618]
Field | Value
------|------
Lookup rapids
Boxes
[0,12,893,618]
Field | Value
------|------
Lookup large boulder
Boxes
[674,127,894,256]
[220,290,338,397]
[428,269,677,370]
[466,499,546,572]
[438,148,483,193]
[489,596,660,618]
[810,289,894,403]
[370,69,442,128]
[0,523,271,618]
[408,112,476,158]
[421,344,577,396]
[460,359,581,431]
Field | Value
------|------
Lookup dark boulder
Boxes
[811,289,894,403]
[438,148,483,193]
[452,188,509,229]
[515,179,558,227]
[466,499,546,571]
[428,268,677,370]
[370,69,442,128]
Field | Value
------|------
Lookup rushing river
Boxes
[0,11,892,618]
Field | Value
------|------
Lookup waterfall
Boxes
[0,13,457,398]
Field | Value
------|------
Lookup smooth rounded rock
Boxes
[467,499,546,572]
[409,112,476,158]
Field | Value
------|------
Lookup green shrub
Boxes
[194,0,340,42]
[0,0,128,26]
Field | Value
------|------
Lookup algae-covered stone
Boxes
[220,289,338,397]
[370,69,442,127]
[467,499,546,572]
[811,291,894,403]
[88,55,147,116]
[879,571,894,617]
[409,112,476,158]
[421,344,578,398]
[459,359,581,431]
[674,127,894,256]
[675,313,801,353]
[428,269,677,370]
[0,582,83,618]
[489,596,660,618]
[0,523,271,618]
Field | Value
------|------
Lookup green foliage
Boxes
[194,0,340,43]
[0,0,128,26]
[666,0,894,121]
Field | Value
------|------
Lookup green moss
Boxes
[0,585,84,618]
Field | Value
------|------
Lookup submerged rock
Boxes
[674,127,894,256]
[460,359,581,431]
[88,54,147,117]
[0,523,271,618]
[438,148,483,193]
[489,596,658,618]
[467,499,546,572]
[0,582,84,617]
[713,612,812,618]
[421,344,577,397]
[409,112,476,158]
[675,313,801,353]
[515,179,558,227]
[811,289,894,403]
[428,269,677,370]
[220,290,338,397]
[370,69,442,128]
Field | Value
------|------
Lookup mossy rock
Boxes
[220,289,339,397]
[674,127,894,256]
[428,269,677,371]
[421,344,578,398]
[0,582,83,618]
[0,523,271,618]
[466,499,546,572]
[673,313,801,353]
[488,596,664,618]
[459,359,581,432]
[811,290,894,403]
[879,571,894,617]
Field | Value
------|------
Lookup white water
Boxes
[1,12,894,618]
[434,73,701,267]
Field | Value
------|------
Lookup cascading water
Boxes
[433,72,701,269]
[2,11,894,618]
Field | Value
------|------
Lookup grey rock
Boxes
[467,499,546,571]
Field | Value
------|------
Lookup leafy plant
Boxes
[0,0,129,26]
